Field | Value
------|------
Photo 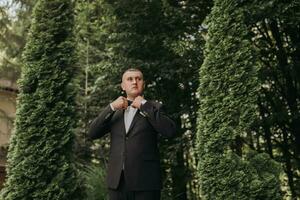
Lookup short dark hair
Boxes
[122,68,143,81]
[122,68,142,74]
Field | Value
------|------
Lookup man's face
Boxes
[121,70,144,99]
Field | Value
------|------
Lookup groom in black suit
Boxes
[88,68,176,200]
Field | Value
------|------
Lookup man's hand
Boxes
[131,96,144,109]
[111,96,128,110]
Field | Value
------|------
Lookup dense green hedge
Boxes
[196,0,283,199]
[1,1,82,199]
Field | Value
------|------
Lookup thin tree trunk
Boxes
[258,98,273,158]
[282,127,296,199]
[171,141,188,200]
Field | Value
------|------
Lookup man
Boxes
[88,68,176,200]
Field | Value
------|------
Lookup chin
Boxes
[130,92,141,97]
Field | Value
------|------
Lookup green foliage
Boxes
[0,1,33,75]
[74,0,211,199]
[246,152,282,199]
[0,0,82,199]
[81,163,108,200]
[196,0,283,199]
[1,0,298,199]
[243,0,300,198]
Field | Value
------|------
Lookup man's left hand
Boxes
[132,96,144,109]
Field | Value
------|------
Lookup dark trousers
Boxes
[108,171,161,200]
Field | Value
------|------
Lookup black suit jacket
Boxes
[88,101,176,191]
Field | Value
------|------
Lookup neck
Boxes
[126,96,136,101]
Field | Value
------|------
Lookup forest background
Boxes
[0,0,299,199]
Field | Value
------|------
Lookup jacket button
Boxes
[125,136,129,140]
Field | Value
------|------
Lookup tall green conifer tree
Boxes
[1,0,82,199]
[197,0,282,199]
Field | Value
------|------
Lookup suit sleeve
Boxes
[88,104,115,140]
[140,101,176,138]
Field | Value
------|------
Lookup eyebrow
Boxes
[122,72,143,82]
[127,75,142,78]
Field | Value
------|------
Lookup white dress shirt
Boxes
[124,106,138,134]
[110,99,147,134]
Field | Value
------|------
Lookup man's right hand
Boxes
[111,96,128,110]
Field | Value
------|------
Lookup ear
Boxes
[121,82,125,91]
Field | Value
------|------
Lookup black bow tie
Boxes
[127,100,133,106]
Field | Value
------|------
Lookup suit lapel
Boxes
[115,110,126,135]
